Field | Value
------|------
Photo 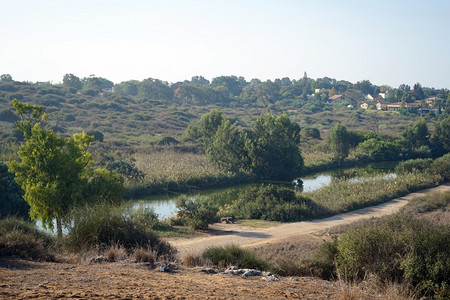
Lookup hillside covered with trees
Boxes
[1,73,449,149]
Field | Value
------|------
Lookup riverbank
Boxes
[167,183,450,256]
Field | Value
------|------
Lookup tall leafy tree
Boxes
[402,118,429,150]
[198,109,226,149]
[8,100,94,237]
[206,119,246,174]
[430,116,450,156]
[62,73,82,90]
[244,114,303,179]
[329,124,350,167]
[412,83,425,100]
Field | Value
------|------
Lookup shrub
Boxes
[0,217,55,260]
[63,114,76,122]
[176,196,218,230]
[232,185,320,222]
[158,136,180,145]
[87,130,104,142]
[203,245,269,270]
[107,160,145,181]
[430,153,450,181]
[321,215,450,298]
[301,127,321,139]
[64,202,176,259]
[395,158,433,173]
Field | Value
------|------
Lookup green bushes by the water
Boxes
[231,185,321,222]
[176,196,218,230]
[395,158,433,173]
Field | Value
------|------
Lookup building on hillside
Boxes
[360,101,377,110]
[387,102,422,112]
[376,101,389,110]
[425,97,444,108]
[329,95,352,104]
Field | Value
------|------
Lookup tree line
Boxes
[2,73,449,110]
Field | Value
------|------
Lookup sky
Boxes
[1,0,449,89]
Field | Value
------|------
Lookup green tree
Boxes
[62,73,82,90]
[8,99,94,237]
[244,114,303,179]
[329,124,350,167]
[198,109,226,149]
[430,116,450,156]
[0,162,29,219]
[206,119,246,173]
[0,74,13,82]
[412,82,425,100]
[402,118,429,150]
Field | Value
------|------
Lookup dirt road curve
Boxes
[169,183,450,255]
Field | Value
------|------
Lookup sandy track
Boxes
[169,183,450,255]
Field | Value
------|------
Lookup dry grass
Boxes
[133,149,227,183]
[182,253,204,267]
[105,245,128,262]
[133,248,155,264]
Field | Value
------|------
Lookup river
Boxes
[131,161,398,220]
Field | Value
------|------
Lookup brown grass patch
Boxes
[133,248,155,264]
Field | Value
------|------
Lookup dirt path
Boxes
[168,183,450,255]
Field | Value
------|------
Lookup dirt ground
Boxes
[1,184,449,299]
[0,258,386,299]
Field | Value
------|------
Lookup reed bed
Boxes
[127,149,252,197]
[306,171,442,215]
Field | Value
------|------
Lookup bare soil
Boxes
[1,184,449,299]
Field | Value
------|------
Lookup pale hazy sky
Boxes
[1,0,449,88]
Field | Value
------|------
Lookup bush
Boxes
[430,153,450,181]
[203,245,269,270]
[395,158,433,173]
[301,127,321,139]
[64,202,176,259]
[176,196,218,230]
[87,130,104,142]
[232,185,320,222]
[321,215,450,298]
[0,217,55,260]
[158,136,180,145]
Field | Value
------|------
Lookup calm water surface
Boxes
[132,161,398,220]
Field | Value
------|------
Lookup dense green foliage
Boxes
[7,100,125,236]
[8,100,95,236]
[191,111,304,180]
[329,124,349,166]
[244,114,303,179]
[175,196,218,230]
[203,245,269,270]
[0,162,29,219]
[232,185,319,222]
[319,214,450,298]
